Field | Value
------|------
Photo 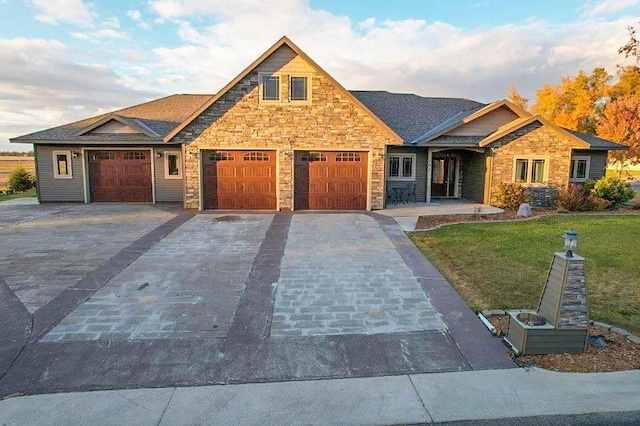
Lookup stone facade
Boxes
[488,123,583,207]
[557,255,588,329]
[173,46,399,210]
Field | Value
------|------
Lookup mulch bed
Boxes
[415,208,640,230]
[487,314,640,373]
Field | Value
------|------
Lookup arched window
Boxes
[123,151,146,160]
[300,152,327,162]
[243,152,270,161]
[208,152,235,161]
[335,152,361,162]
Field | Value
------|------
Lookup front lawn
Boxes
[409,215,640,335]
[0,188,36,202]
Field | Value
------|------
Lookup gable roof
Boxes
[564,129,628,150]
[411,100,530,145]
[11,94,213,144]
[350,91,483,142]
[165,36,403,143]
[73,114,161,138]
[478,115,591,148]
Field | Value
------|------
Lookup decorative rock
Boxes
[517,203,533,217]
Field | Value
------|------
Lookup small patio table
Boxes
[391,186,408,204]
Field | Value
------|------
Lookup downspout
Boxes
[33,144,41,203]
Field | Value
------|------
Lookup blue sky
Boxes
[1,0,640,151]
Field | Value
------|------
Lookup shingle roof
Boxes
[565,129,628,150]
[350,91,484,142]
[419,135,485,147]
[11,94,213,143]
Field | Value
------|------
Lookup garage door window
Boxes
[300,152,327,162]
[336,152,361,162]
[164,152,182,179]
[243,152,270,161]
[208,152,235,161]
[123,151,147,160]
[53,150,72,179]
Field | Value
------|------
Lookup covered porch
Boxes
[386,146,492,206]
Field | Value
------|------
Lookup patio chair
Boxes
[406,183,417,203]
[386,187,397,205]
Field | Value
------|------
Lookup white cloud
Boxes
[71,28,129,41]
[0,38,159,150]
[145,0,638,103]
[103,17,120,28]
[581,0,640,18]
[28,0,95,26]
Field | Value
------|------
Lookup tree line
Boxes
[507,23,640,170]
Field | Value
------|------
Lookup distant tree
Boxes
[532,68,611,135]
[596,95,640,172]
[506,82,529,110]
[619,24,639,61]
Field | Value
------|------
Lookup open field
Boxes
[410,215,640,335]
[0,156,35,190]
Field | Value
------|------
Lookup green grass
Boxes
[409,215,640,335]
[0,188,36,202]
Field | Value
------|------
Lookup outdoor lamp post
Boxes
[564,229,578,257]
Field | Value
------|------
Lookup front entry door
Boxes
[431,155,457,197]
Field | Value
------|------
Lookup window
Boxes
[208,152,235,161]
[164,152,182,179]
[570,156,591,182]
[290,76,308,101]
[243,152,270,161]
[300,152,326,162]
[387,154,415,180]
[261,74,280,101]
[335,152,361,162]
[513,157,548,185]
[52,150,72,179]
[91,151,115,161]
[123,151,146,160]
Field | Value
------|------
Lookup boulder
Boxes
[517,203,533,217]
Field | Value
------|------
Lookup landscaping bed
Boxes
[487,314,640,373]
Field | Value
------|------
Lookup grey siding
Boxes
[35,145,85,202]
[572,150,608,180]
[461,151,487,203]
[153,147,183,202]
[387,146,427,202]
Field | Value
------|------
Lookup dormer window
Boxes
[290,76,308,101]
[261,74,280,101]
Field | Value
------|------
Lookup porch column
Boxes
[426,147,432,203]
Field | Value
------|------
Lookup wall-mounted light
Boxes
[72,152,81,159]
[156,152,162,159]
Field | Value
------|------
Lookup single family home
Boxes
[11,36,626,210]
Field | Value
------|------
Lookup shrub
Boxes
[495,183,529,210]
[586,196,610,211]
[7,166,35,193]
[590,176,635,208]
[556,184,589,211]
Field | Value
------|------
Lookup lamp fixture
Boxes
[563,229,578,257]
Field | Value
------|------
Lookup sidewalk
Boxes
[1,367,638,425]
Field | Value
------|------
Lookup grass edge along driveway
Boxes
[0,189,36,202]
[409,215,640,335]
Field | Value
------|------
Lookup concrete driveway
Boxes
[0,204,512,398]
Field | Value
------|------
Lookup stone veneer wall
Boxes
[557,256,588,329]
[488,123,581,207]
[172,57,398,210]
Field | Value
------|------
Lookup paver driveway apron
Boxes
[271,214,445,336]
[42,214,272,341]
[0,204,174,313]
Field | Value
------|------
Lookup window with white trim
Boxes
[387,154,416,180]
[289,76,308,101]
[52,150,72,179]
[570,156,591,182]
[164,152,182,179]
[260,74,280,101]
[513,157,548,185]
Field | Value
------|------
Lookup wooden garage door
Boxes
[202,150,277,210]
[294,151,368,210]
[88,150,152,202]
